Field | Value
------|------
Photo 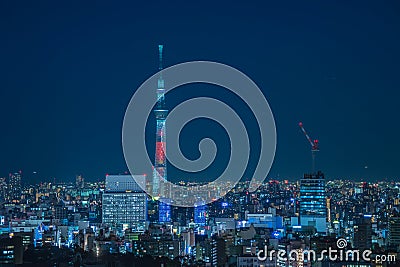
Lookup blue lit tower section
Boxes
[194,203,207,226]
[153,44,171,223]
[159,200,171,223]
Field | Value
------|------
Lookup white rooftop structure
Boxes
[105,175,146,192]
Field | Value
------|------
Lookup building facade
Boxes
[300,171,327,233]
[102,175,147,232]
[9,171,22,202]
[389,217,400,247]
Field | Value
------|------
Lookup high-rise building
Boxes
[0,236,24,265]
[194,204,207,226]
[153,44,171,223]
[299,171,327,233]
[75,175,84,189]
[8,171,22,202]
[353,216,372,250]
[389,217,400,247]
[159,199,171,223]
[197,236,227,266]
[102,175,147,232]
[0,177,7,202]
[54,201,68,221]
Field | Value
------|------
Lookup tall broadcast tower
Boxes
[153,44,167,196]
[153,45,171,222]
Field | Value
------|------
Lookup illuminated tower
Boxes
[153,44,167,196]
[153,44,171,223]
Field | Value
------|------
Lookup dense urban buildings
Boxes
[0,173,399,266]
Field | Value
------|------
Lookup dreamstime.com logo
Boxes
[122,61,276,207]
[257,238,397,263]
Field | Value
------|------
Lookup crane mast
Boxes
[299,122,319,172]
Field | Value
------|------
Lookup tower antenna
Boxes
[158,44,163,71]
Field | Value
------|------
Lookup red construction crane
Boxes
[298,122,319,172]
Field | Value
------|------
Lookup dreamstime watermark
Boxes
[122,61,276,207]
[257,238,396,263]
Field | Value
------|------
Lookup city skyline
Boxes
[1,1,400,183]
[1,171,399,266]
[1,2,400,266]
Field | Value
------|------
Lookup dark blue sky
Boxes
[0,1,399,183]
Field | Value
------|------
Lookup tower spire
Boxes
[158,44,163,71]
[157,44,165,108]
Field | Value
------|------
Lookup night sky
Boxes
[1,1,399,183]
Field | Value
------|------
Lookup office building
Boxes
[194,204,207,226]
[102,175,147,232]
[75,175,84,189]
[0,236,24,265]
[354,223,372,250]
[389,217,400,247]
[299,171,327,233]
[9,171,22,202]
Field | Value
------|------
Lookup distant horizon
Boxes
[5,170,398,185]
